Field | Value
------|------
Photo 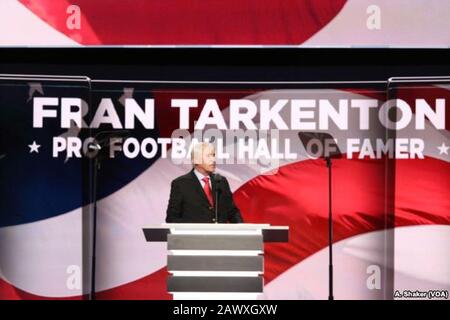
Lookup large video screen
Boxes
[0,49,449,301]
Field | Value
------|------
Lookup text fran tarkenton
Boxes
[32,97,447,164]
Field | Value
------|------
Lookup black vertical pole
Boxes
[90,157,99,300]
[215,188,219,224]
[327,157,334,300]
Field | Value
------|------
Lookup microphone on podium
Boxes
[212,173,223,224]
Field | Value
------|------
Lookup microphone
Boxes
[87,142,101,152]
[86,130,131,157]
[212,173,223,224]
[213,173,223,189]
[94,129,131,149]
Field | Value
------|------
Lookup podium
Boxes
[142,223,289,300]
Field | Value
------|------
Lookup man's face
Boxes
[197,146,216,174]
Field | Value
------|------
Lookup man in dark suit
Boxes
[166,142,243,223]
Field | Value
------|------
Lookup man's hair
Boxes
[191,142,215,166]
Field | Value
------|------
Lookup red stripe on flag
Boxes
[19,0,346,45]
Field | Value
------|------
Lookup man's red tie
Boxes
[202,176,214,207]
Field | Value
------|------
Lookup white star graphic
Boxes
[118,87,134,106]
[437,142,449,155]
[27,83,44,102]
[28,141,41,153]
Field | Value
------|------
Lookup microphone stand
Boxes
[213,174,222,224]
[214,188,219,224]
[298,132,341,301]
[87,130,130,300]
[92,156,100,300]
[87,142,101,301]
[326,156,333,300]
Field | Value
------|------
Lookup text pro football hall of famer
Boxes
[166,142,243,223]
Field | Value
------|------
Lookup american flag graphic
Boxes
[0,0,449,46]
[0,78,448,300]
[0,0,449,301]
